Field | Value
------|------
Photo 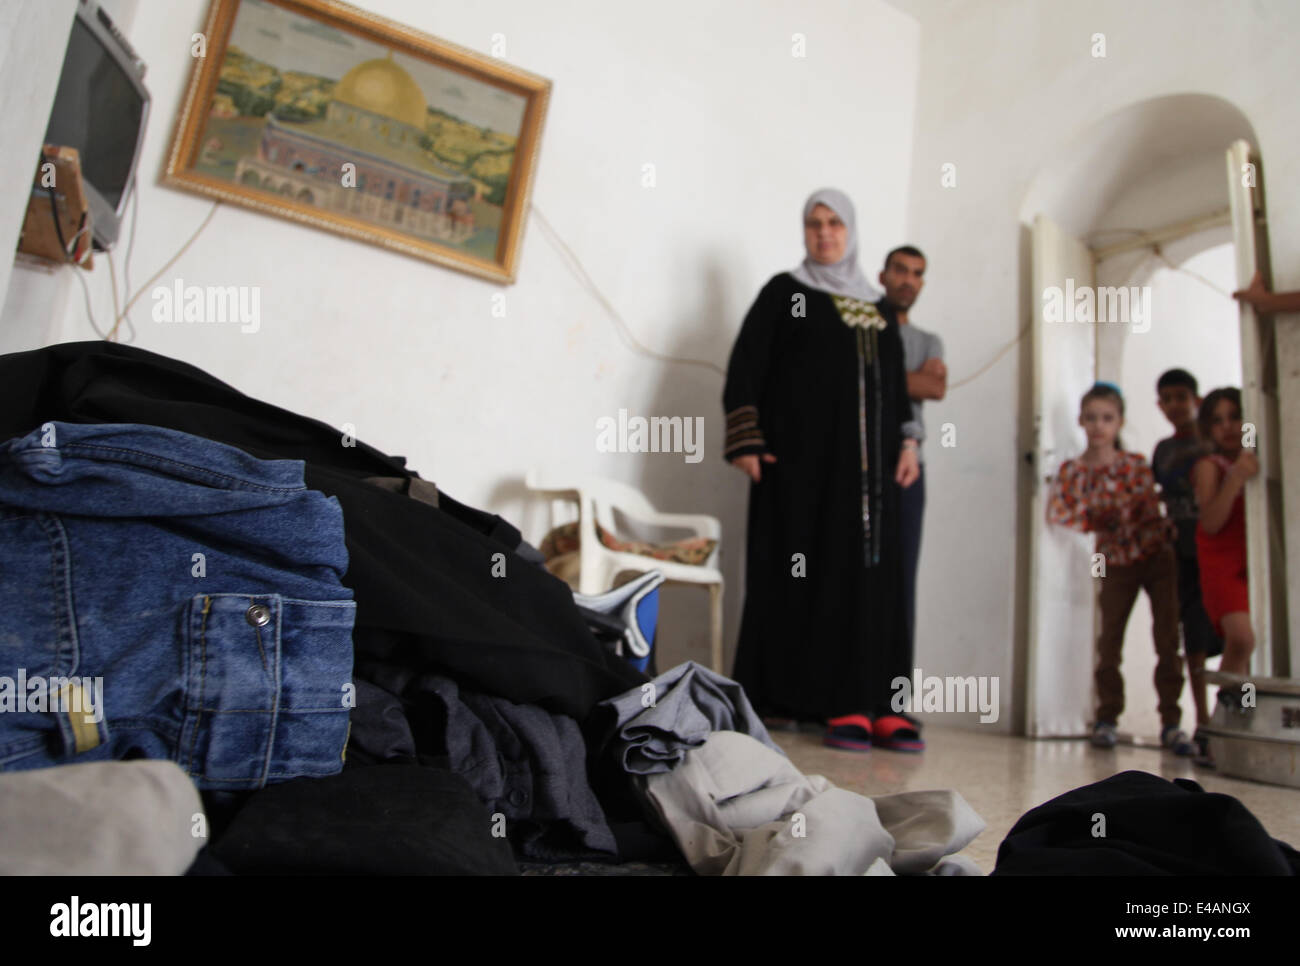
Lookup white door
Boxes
[1225,139,1288,676]
[1026,214,1098,737]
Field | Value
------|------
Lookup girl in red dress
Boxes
[1192,388,1258,688]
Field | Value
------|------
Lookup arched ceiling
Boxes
[1020,94,1258,240]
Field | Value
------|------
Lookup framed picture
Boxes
[163,0,550,283]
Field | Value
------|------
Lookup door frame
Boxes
[1023,140,1283,734]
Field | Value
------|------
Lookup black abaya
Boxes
[723,272,914,720]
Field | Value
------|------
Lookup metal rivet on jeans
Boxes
[246,604,272,627]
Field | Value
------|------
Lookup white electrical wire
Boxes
[69,258,109,340]
[65,223,92,264]
[530,204,726,377]
[110,200,221,337]
[112,181,142,343]
[106,248,122,341]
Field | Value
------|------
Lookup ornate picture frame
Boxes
[163,0,550,283]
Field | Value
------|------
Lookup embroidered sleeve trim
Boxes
[725,405,767,458]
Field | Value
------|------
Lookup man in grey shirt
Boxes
[878,246,945,677]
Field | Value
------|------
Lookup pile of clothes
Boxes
[0,341,991,876]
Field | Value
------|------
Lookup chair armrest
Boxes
[525,468,579,494]
[602,548,723,582]
[612,506,722,540]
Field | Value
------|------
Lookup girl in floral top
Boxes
[1047,383,1190,754]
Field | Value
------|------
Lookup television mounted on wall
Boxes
[43,0,151,251]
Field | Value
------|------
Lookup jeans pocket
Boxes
[0,511,81,763]
[179,593,354,789]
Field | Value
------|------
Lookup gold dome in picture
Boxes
[333,52,428,129]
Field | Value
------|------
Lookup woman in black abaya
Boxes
[723,187,922,752]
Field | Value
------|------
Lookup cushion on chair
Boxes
[538,521,717,567]
[538,521,582,559]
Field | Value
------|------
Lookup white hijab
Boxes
[790,188,882,301]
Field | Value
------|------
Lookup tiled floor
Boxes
[776,723,1300,873]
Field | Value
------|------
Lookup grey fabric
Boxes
[640,731,984,876]
[0,760,204,875]
[872,787,983,874]
[428,675,617,860]
[789,188,883,301]
[600,661,782,775]
[898,322,944,456]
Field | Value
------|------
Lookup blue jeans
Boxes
[0,421,355,789]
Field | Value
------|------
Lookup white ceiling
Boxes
[1019,93,1258,238]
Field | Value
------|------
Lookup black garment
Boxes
[1152,433,1223,658]
[0,341,646,721]
[348,662,680,864]
[184,847,232,875]
[992,770,1300,875]
[1176,550,1224,657]
[206,764,519,875]
[1152,434,1210,558]
[900,461,925,670]
[345,678,420,766]
[356,660,618,861]
[723,275,913,719]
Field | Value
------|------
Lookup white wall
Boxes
[903,0,1300,731]
[0,0,919,670]
[0,0,77,307]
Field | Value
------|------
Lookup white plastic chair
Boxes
[525,468,725,673]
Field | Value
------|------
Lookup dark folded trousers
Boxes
[1095,545,1183,728]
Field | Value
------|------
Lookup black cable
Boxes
[42,151,72,260]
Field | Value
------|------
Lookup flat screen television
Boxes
[43,0,151,251]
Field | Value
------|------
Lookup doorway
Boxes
[1019,95,1287,740]
[1098,240,1242,742]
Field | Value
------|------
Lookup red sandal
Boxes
[823,714,873,752]
[872,714,925,752]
